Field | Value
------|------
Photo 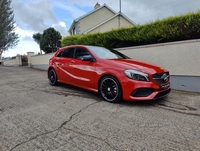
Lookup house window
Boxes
[72,27,76,35]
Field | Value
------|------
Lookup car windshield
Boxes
[87,46,129,59]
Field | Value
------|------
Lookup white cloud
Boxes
[52,0,200,25]
[3,40,39,57]
[52,22,68,36]
[3,0,200,58]
[12,0,58,32]
[15,26,34,39]
[4,27,40,57]
[59,22,66,28]
[4,0,69,58]
[53,1,88,19]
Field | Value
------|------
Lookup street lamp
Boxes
[118,0,121,28]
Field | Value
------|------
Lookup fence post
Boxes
[16,55,22,66]
[27,52,34,67]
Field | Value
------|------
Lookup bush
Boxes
[61,11,200,49]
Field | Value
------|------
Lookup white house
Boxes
[68,3,135,35]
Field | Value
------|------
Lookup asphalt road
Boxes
[0,66,200,151]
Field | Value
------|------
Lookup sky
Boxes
[2,0,200,57]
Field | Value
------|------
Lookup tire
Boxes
[99,76,122,103]
[48,69,58,86]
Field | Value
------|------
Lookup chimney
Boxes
[94,2,100,9]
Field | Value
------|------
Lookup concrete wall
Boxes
[3,56,22,66]
[27,52,54,70]
[27,39,200,92]
[116,39,200,92]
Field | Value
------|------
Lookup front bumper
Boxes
[121,79,171,101]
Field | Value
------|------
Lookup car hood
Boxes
[103,59,167,74]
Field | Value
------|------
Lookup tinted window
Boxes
[74,48,90,59]
[57,48,74,58]
[57,52,61,57]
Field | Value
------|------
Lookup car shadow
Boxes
[56,83,102,101]
[120,98,168,107]
[54,83,168,106]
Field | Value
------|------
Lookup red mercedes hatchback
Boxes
[48,45,170,102]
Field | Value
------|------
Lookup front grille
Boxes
[131,88,155,97]
[152,72,169,84]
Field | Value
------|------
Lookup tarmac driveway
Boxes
[0,66,200,151]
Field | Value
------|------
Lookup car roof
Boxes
[61,45,104,49]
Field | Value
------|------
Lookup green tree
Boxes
[40,27,62,53]
[0,0,19,58]
[33,33,42,54]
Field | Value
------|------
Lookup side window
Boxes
[75,48,90,59]
[57,51,62,57]
[61,48,74,58]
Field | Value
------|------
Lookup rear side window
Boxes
[57,48,74,58]
[57,51,62,57]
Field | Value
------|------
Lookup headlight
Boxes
[124,69,150,82]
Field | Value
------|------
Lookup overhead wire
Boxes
[126,0,199,17]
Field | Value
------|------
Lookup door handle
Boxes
[71,60,75,64]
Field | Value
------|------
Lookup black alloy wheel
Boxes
[48,69,58,86]
[99,76,122,102]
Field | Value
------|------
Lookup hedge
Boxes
[61,10,200,48]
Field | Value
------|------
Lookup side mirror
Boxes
[79,55,95,62]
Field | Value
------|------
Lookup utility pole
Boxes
[118,0,121,28]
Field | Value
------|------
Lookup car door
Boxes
[55,48,74,83]
[69,47,96,89]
